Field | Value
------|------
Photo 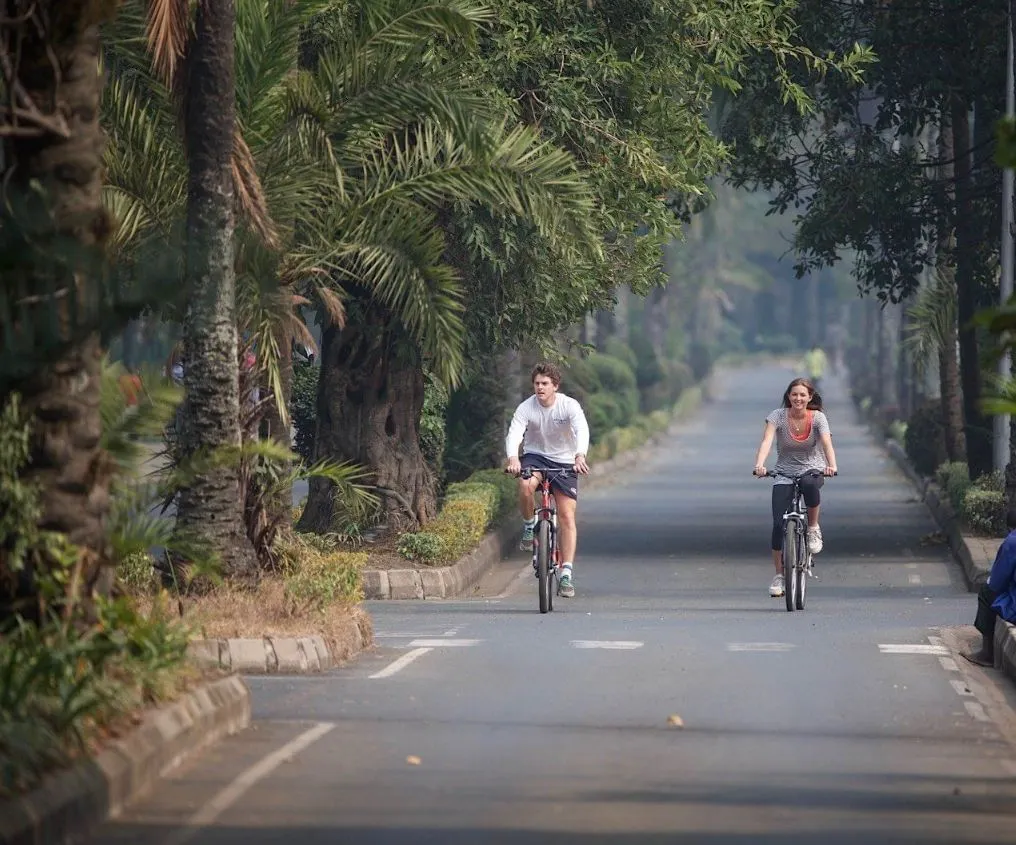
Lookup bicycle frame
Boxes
[522,468,562,566]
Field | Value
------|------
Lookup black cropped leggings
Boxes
[771,474,824,551]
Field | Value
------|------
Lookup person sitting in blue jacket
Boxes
[963,507,1016,667]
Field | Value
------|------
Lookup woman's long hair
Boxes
[782,377,823,412]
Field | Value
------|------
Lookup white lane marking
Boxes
[408,638,481,647]
[370,647,432,679]
[443,630,458,636]
[878,644,951,655]
[950,679,974,697]
[570,640,644,650]
[908,574,921,585]
[965,701,991,722]
[727,642,796,652]
[905,562,918,569]
[375,630,459,638]
[927,635,945,647]
[161,722,334,845]
[939,657,959,672]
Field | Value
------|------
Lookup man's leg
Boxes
[554,490,578,597]
[963,583,1000,666]
[518,474,539,550]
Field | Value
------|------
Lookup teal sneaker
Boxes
[557,572,575,598]
[520,521,536,551]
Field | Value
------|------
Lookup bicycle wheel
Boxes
[783,521,798,613]
[795,538,809,610]
[537,520,551,614]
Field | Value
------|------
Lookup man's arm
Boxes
[570,399,591,471]
[988,533,1016,592]
[505,402,529,459]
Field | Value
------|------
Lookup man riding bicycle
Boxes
[505,362,590,598]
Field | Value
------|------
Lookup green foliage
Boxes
[936,461,971,513]
[117,551,159,596]
[397,468,514,564]
[961,490,1006,537]
[888,420,908,447]
[420,373,449,480]
[0,595,193,798]
[291,358,319,463]
[904,402,947,478]
[281,542,366,615]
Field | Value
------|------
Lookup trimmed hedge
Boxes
[397,469,516,565]
[936,461,970,513]
[961,489,1006,536]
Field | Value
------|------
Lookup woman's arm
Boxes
[820,431,838,475]
[754,422,776,475]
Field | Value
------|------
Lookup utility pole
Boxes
[995,0,1015,473]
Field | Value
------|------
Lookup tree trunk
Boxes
[298,304,435,534]
[0,5,116,621]
[935,116,967,464]
[952,100,992,477]
[174,0,257,581]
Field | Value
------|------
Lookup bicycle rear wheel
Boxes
[537,520,551,614]
[783,522,798,613]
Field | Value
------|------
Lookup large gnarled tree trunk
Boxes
[0,3,117,621]
[174,0,257,580]
[298,303,436,534]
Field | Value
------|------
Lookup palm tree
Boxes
[289,0,600,532]
[0,1,123,621]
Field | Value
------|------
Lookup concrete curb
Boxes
[876,433,1016,689]
[882,439,995,587]
[0,674,250,845]
[186,610,372,675]
[361,394,704,601]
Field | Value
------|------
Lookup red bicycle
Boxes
[519,467,572,613]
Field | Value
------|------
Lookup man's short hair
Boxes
[531,362,562,386]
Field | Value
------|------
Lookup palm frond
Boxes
[903,269,957,378]
[144,0,190,83]
[358,0,492,51]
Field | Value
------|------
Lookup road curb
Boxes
[0,674,250,845]
[187,609,373,675]
[875,430,1016,689]
[361,390,706,601]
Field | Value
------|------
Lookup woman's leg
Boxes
[800,474,825,527]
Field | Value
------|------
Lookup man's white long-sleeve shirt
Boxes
[505,393,590,464]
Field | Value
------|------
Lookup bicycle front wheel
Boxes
[796,538,809,611]
[783,521,798,613]
[537,520,551,614]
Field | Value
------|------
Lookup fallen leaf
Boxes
[667,714,684,728]
[406,755,422,766]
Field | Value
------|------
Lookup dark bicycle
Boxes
[516,467,574,613]
[761,469,836,612]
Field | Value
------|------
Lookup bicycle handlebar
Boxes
[754,469,838,479]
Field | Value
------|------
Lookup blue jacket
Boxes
[988,530,1016,623]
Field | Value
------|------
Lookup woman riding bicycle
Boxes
[753,377,838,598]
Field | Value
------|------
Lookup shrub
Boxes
[455,469,517,514]
[396,531,445,563]
[961,489,1006,536]
[282,543,366,613]
[117,551,159,595]
[561,357,601,404]
[973,470,1004,493]
[888,420,907,446]
[936,461,971,512]
[585,392,626,439]
[904,401,947,477]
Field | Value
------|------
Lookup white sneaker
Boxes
[806,525,823,555]
[769,574,785,597]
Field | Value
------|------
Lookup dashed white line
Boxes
[939,656,959,672]
[161,721,335,845]
[905,562,918,569]
[570,640,644,650]
[727,642,796,652]
[907,574,921,585]
[964,701,991,722]
[370,647,433,679]
[409,638,481,648]
[950,679,974,697]
[878,644,951,655]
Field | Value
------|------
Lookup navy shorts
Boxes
[521,453,579,500]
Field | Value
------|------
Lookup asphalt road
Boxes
[94,363,1016,845]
